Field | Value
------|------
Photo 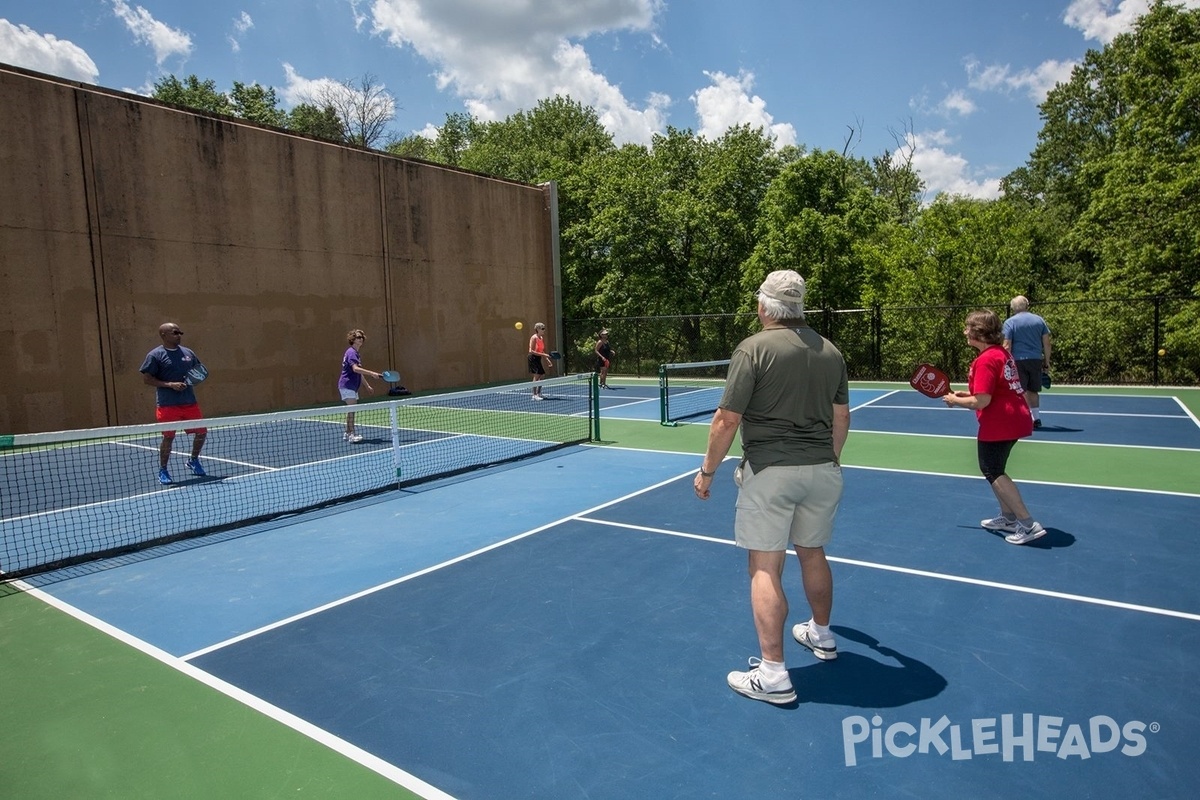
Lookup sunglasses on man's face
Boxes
[169,330,184,335]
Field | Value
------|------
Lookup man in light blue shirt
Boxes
[1002,295,1052,428]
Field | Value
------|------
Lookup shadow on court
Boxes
[791,627,948,708]
[975,526,1078,549]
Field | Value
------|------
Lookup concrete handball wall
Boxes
[0,64,558,434]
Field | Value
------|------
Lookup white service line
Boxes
[573,517,1200,622]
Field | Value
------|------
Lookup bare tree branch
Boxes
[307,73,396,148]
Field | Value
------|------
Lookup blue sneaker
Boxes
[158,467,173,485]
[186,458,207,477]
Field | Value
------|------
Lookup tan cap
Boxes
[759,270,806,303]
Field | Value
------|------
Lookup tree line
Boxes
[154,1,1198,383]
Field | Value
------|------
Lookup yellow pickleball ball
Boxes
[1158,348,1166,356]
[515,321,524,330]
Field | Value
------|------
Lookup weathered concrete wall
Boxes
[0,64,558,434]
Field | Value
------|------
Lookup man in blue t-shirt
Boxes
[1002,295,1052,428]
[139,322,208,484]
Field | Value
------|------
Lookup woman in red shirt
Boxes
[943,310,1046,545]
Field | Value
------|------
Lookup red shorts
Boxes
[156,403,207,436]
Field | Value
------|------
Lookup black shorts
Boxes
[528,354,545,375]
[977,439,1018,482]
[1015,359,1043,393]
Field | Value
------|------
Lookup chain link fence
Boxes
[566,296,1199,386]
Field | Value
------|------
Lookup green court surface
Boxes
[0,584,418,799]
[1,381,1196,798]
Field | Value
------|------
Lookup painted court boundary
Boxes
[12,582,456,800]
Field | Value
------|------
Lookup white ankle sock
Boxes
[759,658,787,677]
[809,621,832,639]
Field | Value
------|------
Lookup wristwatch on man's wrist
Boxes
[699,467,716,477]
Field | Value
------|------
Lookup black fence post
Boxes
[1153,295,1162,386]
[871,304,882,379]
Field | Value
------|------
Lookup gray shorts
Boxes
[733,460,843,551]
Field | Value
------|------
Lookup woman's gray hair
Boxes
[757,292,805,321]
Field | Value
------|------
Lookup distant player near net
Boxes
[1002,295,1052,429]
[527,322,552,399]
[338,329,384,443]
[594,328,615,389]
[140,322,208,485]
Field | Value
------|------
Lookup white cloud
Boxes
[228,11,254,53]
[280,63,346,106]
[111,0,192,66]
[1064,0,1200,44]
[348,0,369,32]
[938,89,976,117]
[365,0,668,143]
[0,19,99,83]
[691,70,797,146]
[966,58,1077,103]
[904,129,1002,201]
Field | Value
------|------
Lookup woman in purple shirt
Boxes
[338,329,383,443]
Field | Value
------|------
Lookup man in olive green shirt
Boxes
[694,269,850,704]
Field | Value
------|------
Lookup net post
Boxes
[590,371,600,441]
[658,363,677,427]
[389,403,402,485]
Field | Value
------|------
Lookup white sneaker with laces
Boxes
[344,432,363,443]
[792,621,838,660]
[726,658,795,704]
[981,515,1019,533]
[1005,521,1047,545]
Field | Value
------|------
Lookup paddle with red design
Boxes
[909,363,951,398]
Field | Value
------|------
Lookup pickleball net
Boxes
[658,359,730,425]
[1,373,596,579]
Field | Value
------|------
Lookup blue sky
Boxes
[2,1,1195,199]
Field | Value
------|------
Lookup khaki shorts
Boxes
[733,460,843,551]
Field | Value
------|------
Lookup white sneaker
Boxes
[344,432,363,443]
[1005,521,1047,545]
[726,658,795,704]
[981,515,1019,533]
[792,621,838,660]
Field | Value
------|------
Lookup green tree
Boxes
[286,103,346,142]
[743,148,892,314]
[460,96,614,184]
[151,74,232,115]
[567,126,783,358]
[1005,0,1200,381]
[230,81,287,128]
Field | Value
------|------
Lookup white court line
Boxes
[859,404,1189,419]
[842,462,1200,498]
[180,464,709,661]
[851,389,901,411]
[13,582,457,800]
[849,427,1200,453]
[1173,395,1200,427]
[573,517,1200,622]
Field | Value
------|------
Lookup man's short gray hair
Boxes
[757,293,806,321]
[1010,295,1030,312]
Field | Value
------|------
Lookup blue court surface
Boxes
[14,384,1200,798]
[853,391,1200,449]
